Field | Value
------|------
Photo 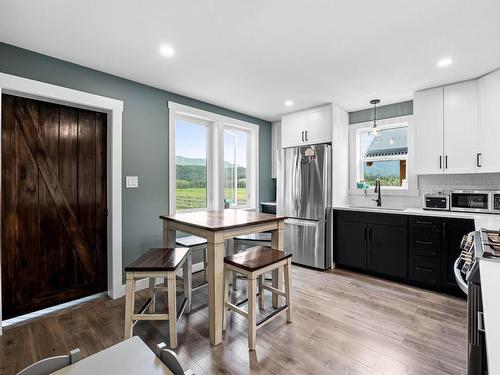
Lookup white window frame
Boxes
[223,125,253,209]
[349,115,419,196]
[168,102,259,214]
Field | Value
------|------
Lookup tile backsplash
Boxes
[419,173,500,195]
[349,173,500,209]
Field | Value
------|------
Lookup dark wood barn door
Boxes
[1,94,107,319]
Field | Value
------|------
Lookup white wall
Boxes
[349,173,500,208]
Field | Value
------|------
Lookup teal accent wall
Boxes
[0,42,273,269]
[349,100,413,124]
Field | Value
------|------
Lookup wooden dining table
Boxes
[159,209,286,346]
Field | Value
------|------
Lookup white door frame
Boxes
[0,72,123,334]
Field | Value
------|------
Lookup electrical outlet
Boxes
[125,176,139,189]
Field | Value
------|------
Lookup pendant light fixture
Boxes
[370,99,380,137]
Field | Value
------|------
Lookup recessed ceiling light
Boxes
[159,44,175,57]
[437,58,453,67]
[284,100,294,107]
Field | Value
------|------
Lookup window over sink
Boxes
[349,115,417,195]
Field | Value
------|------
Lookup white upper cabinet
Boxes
[415,86,444,174]
[477,69,500,173]
[415,80,480,175]
[443,80,478,174]
[281,105,332,148]
[305,105,332,144]
[281,111,306,148]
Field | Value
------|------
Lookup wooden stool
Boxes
[124,247,191,349]
[223,246,292,351]
[232,233,272,291]
[176,235,208,288]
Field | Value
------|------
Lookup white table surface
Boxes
[51,336,173,375]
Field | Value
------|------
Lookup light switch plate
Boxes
[126,176,139,189]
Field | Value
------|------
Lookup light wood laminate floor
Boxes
[0,267,467,375]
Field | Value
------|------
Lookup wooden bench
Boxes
[124,247,191,349]
[223,246,292,351]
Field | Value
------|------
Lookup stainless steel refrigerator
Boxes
[277,144,332,269]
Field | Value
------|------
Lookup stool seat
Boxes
[224,246,291,272]
[175,235,207,247]
[234,233,272,242]
[125,247,189,272]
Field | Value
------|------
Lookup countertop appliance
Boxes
[451,190,491,213]
[260,202,276,215]
[455,228,500,374]
[277,143,332,269]
[491,191,500,213]
[423,193,450,211]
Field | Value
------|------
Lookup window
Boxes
[175,117,208,210]
[224,127,248,208]
[168,102,259,213]
[349,116,416,194]
[359,126,408,188]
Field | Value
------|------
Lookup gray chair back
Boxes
[157,343,194,375]
[17,349,80,375]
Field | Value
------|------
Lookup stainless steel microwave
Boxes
[423,194,450,211]
[450,190,491,213]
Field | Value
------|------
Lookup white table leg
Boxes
[271,220,284,308]
[207,232,224,345]
[163,221,176,248]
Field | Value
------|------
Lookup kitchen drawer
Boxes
[335,210,407,227]
[410,228,442,257]
[410,216,444,230]
[409,255,441,287]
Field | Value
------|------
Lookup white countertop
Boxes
[332,205,500,231]
[480,259,500,375]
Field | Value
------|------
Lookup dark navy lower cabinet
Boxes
[334,210,474,295]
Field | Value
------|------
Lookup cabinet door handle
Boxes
[416,240,433,245]
[439,155,442,169]
[445,155,448,169]
[416,220,433,225]
[305,130,308,142]
[477,153,482,168]
[442,222,446,239]
[416,266,433,272]
[301,131,304,142]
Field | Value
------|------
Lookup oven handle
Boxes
[453,258,468,295]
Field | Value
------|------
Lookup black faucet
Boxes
[372,178,382,207]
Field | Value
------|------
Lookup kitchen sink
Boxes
[348,205,406,212]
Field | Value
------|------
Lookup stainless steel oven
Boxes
[451,190,491,213]
[456,230,490,375]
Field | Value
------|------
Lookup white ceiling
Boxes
[1,0,500,121]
